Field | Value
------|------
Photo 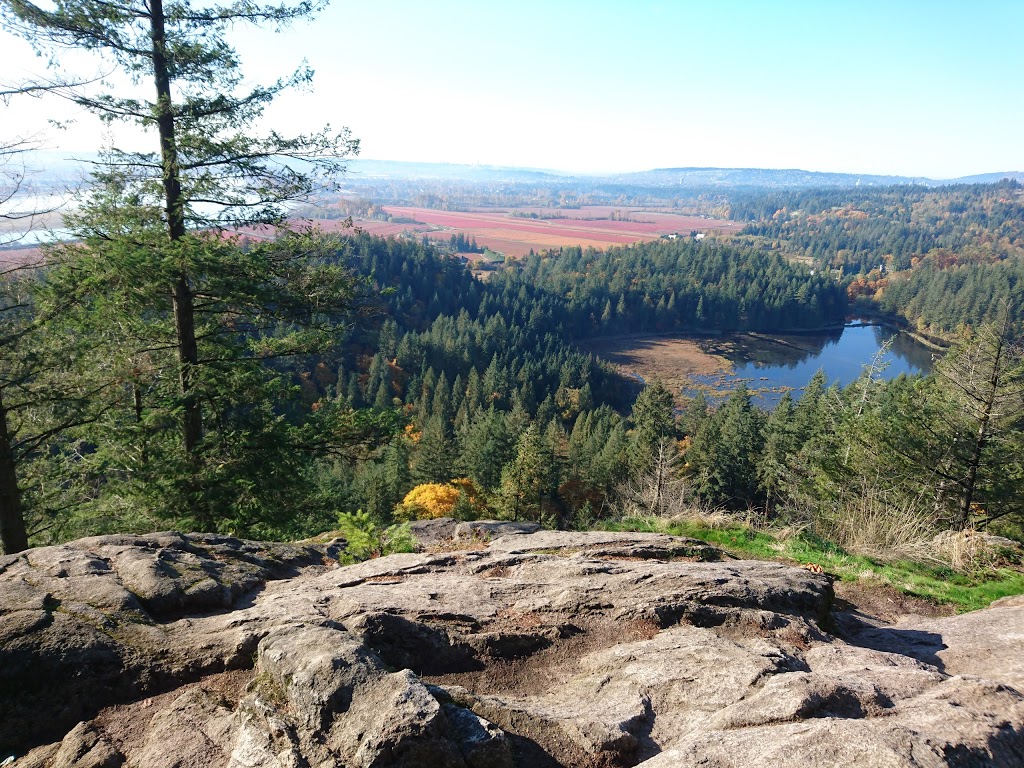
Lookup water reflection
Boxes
[687,323,935,407]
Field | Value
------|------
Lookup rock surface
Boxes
[2,523,1023,767]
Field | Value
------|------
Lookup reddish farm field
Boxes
[6,205,738,263]
[347,220,414,237]
[341,205,739,258]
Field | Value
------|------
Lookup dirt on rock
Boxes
[93,670,254,759]
[3,523,1023,768]
[833,579,957,627]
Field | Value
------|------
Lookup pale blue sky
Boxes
[2,0,1022,177]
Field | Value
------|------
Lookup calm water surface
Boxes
[688,323,935,406]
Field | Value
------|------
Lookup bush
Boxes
[336,510,414,564]
[395,479,485,521]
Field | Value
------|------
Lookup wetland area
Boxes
[584,322,935,406]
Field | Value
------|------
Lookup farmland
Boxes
[4,202,740,262]
[340,205,741,257]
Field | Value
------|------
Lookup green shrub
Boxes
[336,510,415,564]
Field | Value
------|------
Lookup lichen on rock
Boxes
[2,524,1023,767]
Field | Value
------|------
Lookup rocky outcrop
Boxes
[2,524,1022,767]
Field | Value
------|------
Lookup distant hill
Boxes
[944,171,1024,185]
[611,167,1024,189]
[344,160,1024,190]
[344,159,566,183]
[608,167,928,188]
[14,153,1024,191]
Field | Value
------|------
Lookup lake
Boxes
[687,322,936,406]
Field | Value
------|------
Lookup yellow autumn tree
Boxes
[396,483,462,521]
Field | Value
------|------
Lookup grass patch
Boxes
[603,516,1024,612]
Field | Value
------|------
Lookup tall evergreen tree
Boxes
[859,318,1024,530]
[2,0,360,532]
[411,414,457,485]
[934,316,1024,528]
[2,0,356,458]
[687,384,765,507]
[757,393,798,510]
[0,270,112,553]
[499,424,551,522]
[629,380,677,475]
[459,407,513,493]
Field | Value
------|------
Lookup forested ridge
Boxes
[296,233,850,531]
[319,179,1024,340]
[733,180,1024,271]
[731,181,1024,336]
[489,239,848,334]
[310,234,1024,547]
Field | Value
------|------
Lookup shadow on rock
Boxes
[848,627,948,671]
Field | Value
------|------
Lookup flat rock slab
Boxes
[3,529,1023,767]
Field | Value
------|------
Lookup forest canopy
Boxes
[0,0,1021,559]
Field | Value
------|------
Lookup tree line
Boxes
[731,181,1024,271]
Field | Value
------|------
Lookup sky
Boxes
[2,0,1023,178]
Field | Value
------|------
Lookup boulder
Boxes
[3,529,1023,767]
[0,533,328,751]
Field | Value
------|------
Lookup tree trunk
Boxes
[172,275,202,454]
[150,0,202,456]
[955,331,1003,530]
[0,395,28,554]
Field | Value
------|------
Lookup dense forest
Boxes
[319,177,1024,339]
[735,181,1024,271]
[5,225,1020,555]
[489,240,848,334]
[1,0,1021,563]
[731,181,1024,336]
[312,236,1024,545]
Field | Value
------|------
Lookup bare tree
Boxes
[0,134,51,247]
[615,438,695,518]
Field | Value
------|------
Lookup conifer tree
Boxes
[460,407,513,493]
[687,384,765,507]
[2,0,356,454]
[858,317,1024,530]
[0,269,113,553]
[934,316,1024,528]
[499,424,551,522]
[757,393,797,510]
[411,414,457,485]
[1,0,360,532]
[629,380,677,475]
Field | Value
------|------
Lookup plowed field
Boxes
[349,205,740,257]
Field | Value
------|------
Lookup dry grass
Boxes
[897,529,1024,573]
[813,486,1024,573]
[667,506,741,530]
[580,335,731,406]
[814,487,937,558]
